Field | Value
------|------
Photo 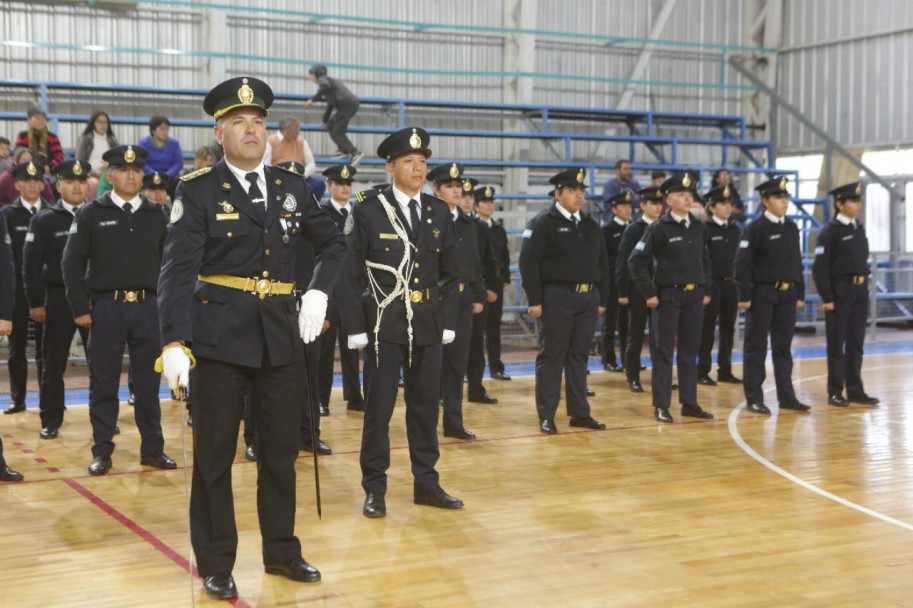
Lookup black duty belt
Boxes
[774,281,794,291]
[672,283,700,291]
[552,282,595,293]
[93,289,153,303]
[844,274,867,285]
[401,286,439,303]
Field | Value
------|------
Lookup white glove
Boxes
[298,289,328,344]
[162,347,191,392]
[348,333,369,350]
[442,329,455,345]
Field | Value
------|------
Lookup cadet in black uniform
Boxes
[431,162,484,440]
[697,185,742,386]
[812,181,879,407]
[630,174,712,423]
[519,168,609,434]
[735,177,808,415]
[0,212,24,481]
[157,78,345,600]
[466,185,500,405]
[1,161,48,415]
[601,191,632,372]
[474,185,511,381]
[616,186,663,392]
[338,127,463,518]
[317,163,365,414]
[62,145,175,475]
[23,160,92,439]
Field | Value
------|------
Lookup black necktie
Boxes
[122,202,133,216]
[340,207,349,220]
[408,199,420,238]
[246,171,265,220]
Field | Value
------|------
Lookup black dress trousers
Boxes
[651,287,704,409]
[697,279,738,377]
[825,278,869,396]
[39,286,89,429]
[743,284,799,406]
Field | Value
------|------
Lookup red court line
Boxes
[62,477,253,608]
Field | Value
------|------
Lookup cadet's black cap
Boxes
[277,161,305,175]
[704,186,733,206]
[829,181,863,201]
[203,76,273,120]
[474,186,496,202]
[322,163,356,182]
[755,176,790,197]
[461,177,479,194]
[377,127,432,162]
[103,145,147,169]
[53,160,90,180]
[142,171,168,189]
[427,162,464,184]
[607,191,633,207]
[636,186,663,203]
[659,173,697,196]
[13,160,44,180]
[548,167,587,189]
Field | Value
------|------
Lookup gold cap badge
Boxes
[409,128,421,149]
[462,180,472,192]
[27,162,37,177]
[341,166,350,179]
[485,187,493,198]
[449,163,460,179]
[779,178,787,190]
[153,173,162,185]
[625,192,631,201]
[576,170,584,183]
[125,146,136,163]
[855,183,862,196]
[682,174,691,188]
[73,161,83,176]
[722,186,730,198]
[238,79,254,104]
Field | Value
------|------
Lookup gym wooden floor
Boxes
[2,352,913,607]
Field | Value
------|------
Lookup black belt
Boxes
[400,286,440,303]
[92,289,154,303]
[670,283,700,291]
[551,282,596,293]
[837,274,868,285]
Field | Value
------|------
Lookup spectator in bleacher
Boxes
[650,170,666,187]
[0,149,56,209]
[601,159,642,223]
[264,117,327,196]
[137,115,184,178]
[169,145,217,199]
[75,110,119,201]
[0,137,12,173]
[712,169,744,215]
[15,106,64,174]
[0,211,23,481]
[304,64,364,166]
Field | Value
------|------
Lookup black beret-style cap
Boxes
[377,127,432,161]
[103,145,148,169]
[322,163,357,182]
[53,160,90,180]
[636,185,663,202]
[608,191,633,207]
[828,181,863,201]
[474,186,496,202]
[659,173,697,196]
[427,162,464,184]
[755,176,790,197]
[12,160,45,180]
[142,171,168,189]
[704,186,733,205]
[203,76,274,120]
[548,167,587,188]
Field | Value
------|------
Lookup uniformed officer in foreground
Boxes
[697,185,742,386]
[157,77,345,601]
[0,212,24,481]
[519,168,609,434]
[23,160,91,439]
[1,161,48,415]
[473,184,511,381]
[630,173,712,423]
[812,181,879,407]
[735,176,808,415]
[62,145,175,474]
[601,190,632,372]
[317,163,365,414]
[338,127,463,518]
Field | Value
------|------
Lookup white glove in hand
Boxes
[348,333,369,350]
[162,347,191,392]
[442,329,456,345]
[299,290,328,344]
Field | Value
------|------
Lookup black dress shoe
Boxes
[779,401,811,412]
[603,363,624,372]
[264,557,321,583]
[140,452,177,469]
[468,393,498,404]
[127,393,135,406]
[628,380,644,393]
[397,376,405,387]
[671,383,678,390]
[569,416,606,430]
[698,375,718,386]
[363,491,386,518]
[717,373,742,384]
[40,427,59,439]
[443,427,476,440]
[828,394,849,407]
[491,371,512,381]
[318,403,330,417]
[586,388,596,397]
[346,400,365,412]
[747,402,771,415]
[245,445,257,461]
[654,407,674,423]
[3,403,25,415]
[539,418,557,434]
[414,487,464,509]
[113,425,120,435]
[187,413,193,427]
[300,439,332,455]
[0,465,24,482]
[848,393,880,405]
[681,404,714,419]
[88,455,112,476]
[203,574,238,600]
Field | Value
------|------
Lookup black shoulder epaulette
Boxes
[355,190,372,203]
[179,166,212,182]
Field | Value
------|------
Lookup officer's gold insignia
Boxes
[576,170,584,183]
[409,129,421,149]
[275,178,282,185]
[153,173,162,185]
[779,178,787,190]
[73,162,83,176]
[27,162,37,176]
[426,205,431,211]
[222,182,232,189]
[433,228,440,240]
[682,174,691,188]
[238,83,254,104]
[179,166,212,182]
[219,201,235,213]
[485,187,493,198]
[855,183,862,196]
[462,180,472,192]
[341,166,350,179]
[449,164,459,179]
[125,147,136,163]
[722,186,730,198]
[625,192,631,201]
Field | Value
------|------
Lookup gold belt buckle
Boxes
[683,284,696,291]
[255,278,272,299]
[125,290,138,302]
[409,290,423,303]
[853,275,865,285]
[576,283,592,293]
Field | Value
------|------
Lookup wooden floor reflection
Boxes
[1,353,912,606]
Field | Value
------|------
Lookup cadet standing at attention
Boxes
[600,191,632,373]
[812,181,879,407]
[0,211,24,481]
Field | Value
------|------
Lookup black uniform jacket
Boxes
[489,219,510,284]
[734,213,805,302]
[453,208,485,303]
[23,203,75,306]
[337,188,459,346]
[157,161,346,368]
[1,197,50,288]
[811,218,870,304]
[629,213,711,300]
[616,217,651,299]
[0,213,14,319]
[705,218,741,280]
[474,216,501,293]
[602,218,628,278]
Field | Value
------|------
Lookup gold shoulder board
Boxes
[179,166,213,182]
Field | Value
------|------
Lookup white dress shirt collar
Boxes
[109,190,141,211]
[764,210,784,224]
[712,215,728,227]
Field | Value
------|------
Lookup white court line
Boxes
[727,363,913,533]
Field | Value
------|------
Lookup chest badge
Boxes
[344,213,355,235]
[218,201,235,213]
[282,193,298,212]
[432,228,440,239]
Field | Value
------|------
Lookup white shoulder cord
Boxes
[365,193,416,366]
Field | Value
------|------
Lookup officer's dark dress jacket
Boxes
[156,161,345,368]
[811,218,870,304]
[453,208,485,303]
[23,203,75,307]
[629,213,712,299]
[705,218,741,280]
[337,188,459,346]
[734,214,805,302]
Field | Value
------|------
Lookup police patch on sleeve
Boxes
[170,199,184,223]
[24,232,34,242]
[739,239,749,248]
[814,246,825,255]
[522,229,533,238]
[634,241,646,251]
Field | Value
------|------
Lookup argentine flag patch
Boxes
[814,246,825,255]
[634,241,646,251]
[739,239,749,249]
[522,229,532,238]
